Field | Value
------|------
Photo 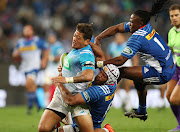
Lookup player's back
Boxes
[83,83,117,128]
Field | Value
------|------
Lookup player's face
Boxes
[48,35,56,44]
[94,69,108,85]
[72,30,89,49]
[129,14,143,33]
[169,9,180,28]
[23,25,34,38]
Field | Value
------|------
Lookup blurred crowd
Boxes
[0,0,180,62]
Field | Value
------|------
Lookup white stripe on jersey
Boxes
[137,52,162,73]
[80,50,94,55]
[133,30,147,36]
[99,85,110,94]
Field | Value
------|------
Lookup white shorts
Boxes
[47,88,90,118]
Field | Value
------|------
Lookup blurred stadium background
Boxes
[0,0,180,131]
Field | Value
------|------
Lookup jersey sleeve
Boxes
[79,53,95,71]
[81,85,101,104]
[37,38,48,50]
[121,37,141,59]
[124,22,130,32]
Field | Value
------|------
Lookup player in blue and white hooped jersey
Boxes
[95,0,175,121]
[39,23,95,132]
[12,25,49,114]
[57,63,119,132]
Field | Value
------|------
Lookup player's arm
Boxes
[102,55,128,66]
[95,22,126,46]
[52,69,94,83]
[132,54,139,66]
[58,83,85,106]
[41,49,49,69]
[89,42,105,61]
[12,49,20,58]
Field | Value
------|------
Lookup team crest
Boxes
[122,47,133,55]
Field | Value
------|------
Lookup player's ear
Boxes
[85,39,90,46]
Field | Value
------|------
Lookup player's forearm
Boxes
[95,23,125,41]
[89,42,105,61]
[58,83,77,106]
[73,70,94,83]
[12,50,20,58]
[42,49,49,62]
[97,55,128,67]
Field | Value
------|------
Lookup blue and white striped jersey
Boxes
[61,45,95,94]
[15,36,48,72]
[122,22,174,75]
[81,82,117,128]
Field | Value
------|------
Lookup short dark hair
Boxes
[76,23,93,40]
[169,4,180,11]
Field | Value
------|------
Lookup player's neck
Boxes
[175,25,180,32]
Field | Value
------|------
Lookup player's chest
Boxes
[19,41,38,52]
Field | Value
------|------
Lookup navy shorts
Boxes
[142,64,175,85]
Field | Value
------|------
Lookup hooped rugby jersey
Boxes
[15,36,48,72]
[81,82,117,127]
[122,22,174,74]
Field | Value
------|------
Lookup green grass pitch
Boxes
[0,106,177,132]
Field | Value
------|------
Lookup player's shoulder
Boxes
[169,26,176,34]
[80,45,94,56]
[132,29,148,39]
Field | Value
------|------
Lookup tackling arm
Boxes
[103,55,128,66]
[89,42,105,61]
[58,83,85,106]
[52,69,94,83]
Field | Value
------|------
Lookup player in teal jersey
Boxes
[38,23,95,132]
[166,4,180,132]
[94,0,175,121]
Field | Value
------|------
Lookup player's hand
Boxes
[58,65,62,72]
[94,37,101,47]
[51,76,67,83]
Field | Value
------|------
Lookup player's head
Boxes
[23,25,34,38]
[48,33,57,45]
[94,64,120,85]
[130,0,170,33]
[72,23,93,49]
[169,4,180,28]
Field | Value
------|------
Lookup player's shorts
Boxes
[142,64,175,85]
[24,69,39,80]
[171,64,180,85]
[46,87,90,119]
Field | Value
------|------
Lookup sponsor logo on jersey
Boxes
[122,47,133,55]
[144,67,149,73]
[146,29,155,40]
[63,56,71,71]
[19,45,37,52]
[83,91,90,103]
[105,92,115,101]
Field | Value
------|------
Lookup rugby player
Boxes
[38,23,95,132]
[94,0,175,121]
[12,25,49,114]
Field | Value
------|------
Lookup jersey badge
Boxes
[122,47,133,55]
[146,29,155,40]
